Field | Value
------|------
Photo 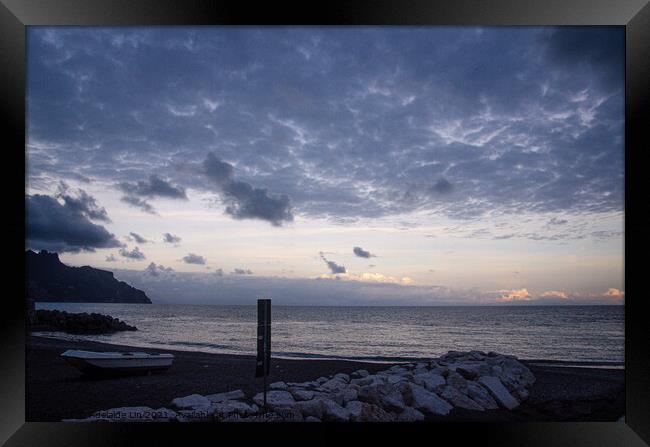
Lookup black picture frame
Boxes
[2,0,648,445]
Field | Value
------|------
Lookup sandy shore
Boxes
[26,335,624,422]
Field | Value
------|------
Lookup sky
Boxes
[25,26,625,306]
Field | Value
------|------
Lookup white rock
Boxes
[397,407,425,422]
[466,381,499,410]
[321,399,351,421]
[378,388,407,412]
[333,373,350,383]
[478,376,519,410]
[206,389,245,403]
[413,372,446,391]
[294,399,325,419]
[406,383,453,416]
[440,385,484,411]
[321,378,347,391]
[291,389,315,401]
[345,400,394,422]
[337,387,359,404]
[171,394,212,410]
[253,390,295,408]
[387,375,408,384]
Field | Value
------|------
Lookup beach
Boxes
[26,335,624,422]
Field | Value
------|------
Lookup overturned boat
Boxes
[61,350,174,374]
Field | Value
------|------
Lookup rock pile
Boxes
[32,310,137,334]
[68,351,535,422]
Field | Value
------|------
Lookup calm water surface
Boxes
[35,303,624,363]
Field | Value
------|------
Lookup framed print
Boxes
[1,0,648,445]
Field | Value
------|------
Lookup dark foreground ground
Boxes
[26,336,624,422]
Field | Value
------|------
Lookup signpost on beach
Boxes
[255,298,271,408]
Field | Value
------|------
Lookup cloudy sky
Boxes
[26,26,624,305]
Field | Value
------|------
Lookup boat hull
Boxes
[61,350,174,375]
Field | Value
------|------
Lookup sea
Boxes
[34,303,624,365]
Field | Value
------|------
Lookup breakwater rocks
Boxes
[68,351,535,422]
[31,309,137,335]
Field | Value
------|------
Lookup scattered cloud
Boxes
[232,268,253,275]
[493,288,532,302]
[162,233,181,244]
[105,254,117,262]
[119,246,146,260]
[144,262,174,277]
[128,232,150,244]
[118,175,187,214]
[353,246,375,258]
[183,253,206,265]
[319,252,347,274]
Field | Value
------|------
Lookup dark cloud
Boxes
[162,232,181,244]
[203,153,294,226]
[353,246,374,258]
[26,194,123,253]
[232,268,253,275]
[26,28,623,225]
[56,182,111,222]
[119,246,146,260]
[320,252,346,274]
[118,174,187,199]
[183,253,206,265]
[548,217,568,225]
[213,268,224,277]
[128,232,150,244]
[118,175,187,214]
[430,178,453,195]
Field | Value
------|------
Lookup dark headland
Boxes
[26,336,624,422]
[25,250,151,304]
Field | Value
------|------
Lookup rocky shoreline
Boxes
[29,309,137,335]
[68,350,537,422]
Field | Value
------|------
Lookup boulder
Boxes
[321,399,351,422]
[413,372,446,391]
[446,371,468,394]
[346,400,394,422]
[305,416,321,422]
[357,385,381,405]
[294,399,325,419]
[336,387,359,404]
[316,377,328,384]
[466,381,499,410]
[439,385,484,411]
[478,376,519,410]
[253,390,295,408]
[321,378,347,392]
[397,407,425,422]
[270,381,288,390]
[405,383,453,416]
[351,369,370,378]
[380,391,406,412]
[290,389,315,401]
[171,394,212,410]
[333,373,350,383]
[206,389,245,403]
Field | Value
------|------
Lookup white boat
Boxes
[61,350,174,374]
